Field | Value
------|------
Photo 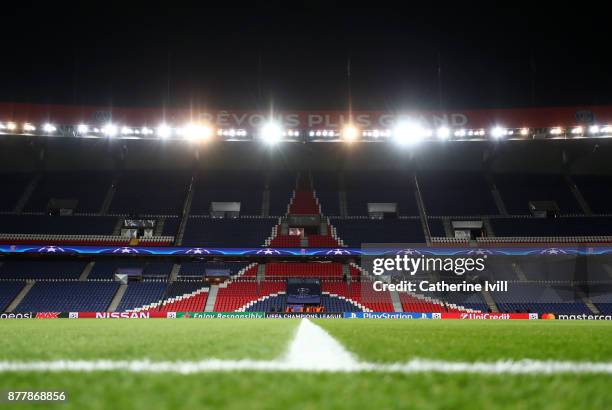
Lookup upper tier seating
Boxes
[0,215,116,235]
[0,173,32,212]
[191,171,264,216]
[109,171,189,215]
[289,191,320,215]
[268,173,296,216]
[270,234,301,247]
[572,175,612,215]
[418,172,498,216]
[494,173,580,215]
[345,171,419,216]
[25,171,112,213]
[490,217,612,237]
[182,217,276,247]
[312,172,341,216]
[331,218,425,246]
[0,260,86,279]
[14,281,119,312]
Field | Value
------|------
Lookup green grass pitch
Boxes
[0,319,610,409]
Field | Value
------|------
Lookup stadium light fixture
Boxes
[183,123,213,142]
[157,124,172,139]
[43,123,57,133]
[436,126,450,140]
[571,126,583,135]
[491,126,506,139]
[393,121,429,145]
[342,125,359,142]
[260,121,283,145]
[102,123,118,137]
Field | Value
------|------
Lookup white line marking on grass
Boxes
[283,316,359,370]
[1,320,611,375]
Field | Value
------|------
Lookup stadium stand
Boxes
[491,282,592,314]
[0,215,116,235]
[0,172,33,212]
[0,260,86,279]
[191,171,264,216]
[109,170,189,215]
[0,281,24,311]
[14,282,119,312]
[244,293,364,312]
[115,281,167,311]
[24,171,111,213]
[312,172,341,216]
[182,217,276,247]
[331,218,425,246]
[268,173,296,216]
[265,262,344,278]
[345,171,418,216]
[572,174,612,215]
[178,262,251,278]
[214,280,286,311]
[494,173,581,215]
[418,172,498,216]
[490,217,612,237]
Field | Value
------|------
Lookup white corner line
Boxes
[0,319,611,374]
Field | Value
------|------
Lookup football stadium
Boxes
[1,5,612,410]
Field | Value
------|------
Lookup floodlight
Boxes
[260,121,283,145]
[393,122,426,145]
[102,123,118,137]
[183,123,213,142]
[571,126,583,135]
[157,124,172,139]
[436,127,450,140]
[6,122,16,131]
[589,125,600,134]
[491,126,506,139]
[520,128,529,136]
[43,123,57,133]
[342,125,359,142]
[77,124,89,134]
[23,123,36,132]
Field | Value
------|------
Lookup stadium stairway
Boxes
[107,284,128,312]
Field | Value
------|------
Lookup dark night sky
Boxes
[1,4,610,111]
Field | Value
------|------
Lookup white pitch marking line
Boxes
[0,320,611,374]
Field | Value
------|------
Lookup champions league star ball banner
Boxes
[360,243,612,314]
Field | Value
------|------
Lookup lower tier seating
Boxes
[214,280,285,311]
[0,281,25,311]
[14,281,119,312]
[265,262,343,278]
[116,282,167,311]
